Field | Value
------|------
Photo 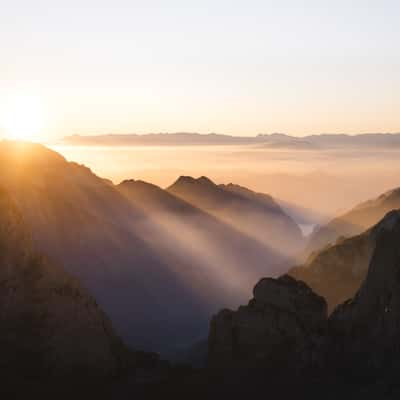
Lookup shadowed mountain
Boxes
[307,186,400,254]
[289,208,400,312]
[0,186,125,378]
[202,211,400,399]
[0,141,290,356]
[167,176,304,257]
[327,211,400,376]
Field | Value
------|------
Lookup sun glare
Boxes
[0,95,45,142]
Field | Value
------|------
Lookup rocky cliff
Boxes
[208,211,400,393]
[327,210,400,376]
[208,275,326,371]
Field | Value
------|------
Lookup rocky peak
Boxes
[208,274,326,370]
[328,212,400,374]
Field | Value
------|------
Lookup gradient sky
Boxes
[1,0,399,139]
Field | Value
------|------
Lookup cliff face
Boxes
[208,211,400,385]
[0,187,125,377]
[328,211,400,375]
[208,275,327,371]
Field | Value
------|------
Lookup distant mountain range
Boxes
[62,132,400,148]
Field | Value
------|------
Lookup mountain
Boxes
[0,186,125,378]
[307,186,400,254]
[208,275,326,370]
[328,210,400,376]
[167,176,304,257]
[203,211,400,397]
[62,132,400,148]
[0,141,290,355]
[290,231,374,313]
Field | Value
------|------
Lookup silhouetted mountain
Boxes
[208,275,326,370]
[168,176,304,257]
[328,210,400,377]
[307,186,400,254]
[0,186,125,379]
[0,141,291,356]
[63,132,400,148]
[201,212,400,398]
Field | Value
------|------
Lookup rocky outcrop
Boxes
[328,210,400,376]
[0,187,126,378]
[208,275,327,371]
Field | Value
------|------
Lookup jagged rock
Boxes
[328,210,400,376]
[0,187,126,378]
[208,275,327,371]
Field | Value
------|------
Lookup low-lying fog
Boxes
[51,144,400,226]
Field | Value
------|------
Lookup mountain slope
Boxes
[0,186,125,377]
[307,187,400,253]
[167,176,304,257]
[0,141,289,355]
[328,210,400,375]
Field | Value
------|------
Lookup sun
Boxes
[1,95,45,142]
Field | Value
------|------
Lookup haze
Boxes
[51,143,400,223]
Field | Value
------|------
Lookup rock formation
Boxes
[208,275,327,371]
[328,210,400,376]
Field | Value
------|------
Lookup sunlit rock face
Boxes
[0,187,125,378]
[208,275,327,371]
[168,176,305,258]
[328,210,400,375]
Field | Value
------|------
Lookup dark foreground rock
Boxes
[208,275,327,371]
[328,210,400,377]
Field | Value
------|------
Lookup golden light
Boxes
[0,95,45,141]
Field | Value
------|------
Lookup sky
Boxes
[0,0,399,140]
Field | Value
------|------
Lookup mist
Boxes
[51,144,400,224]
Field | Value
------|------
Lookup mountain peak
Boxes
[171,175,215,187]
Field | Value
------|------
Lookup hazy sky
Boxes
[1,0,399,139]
